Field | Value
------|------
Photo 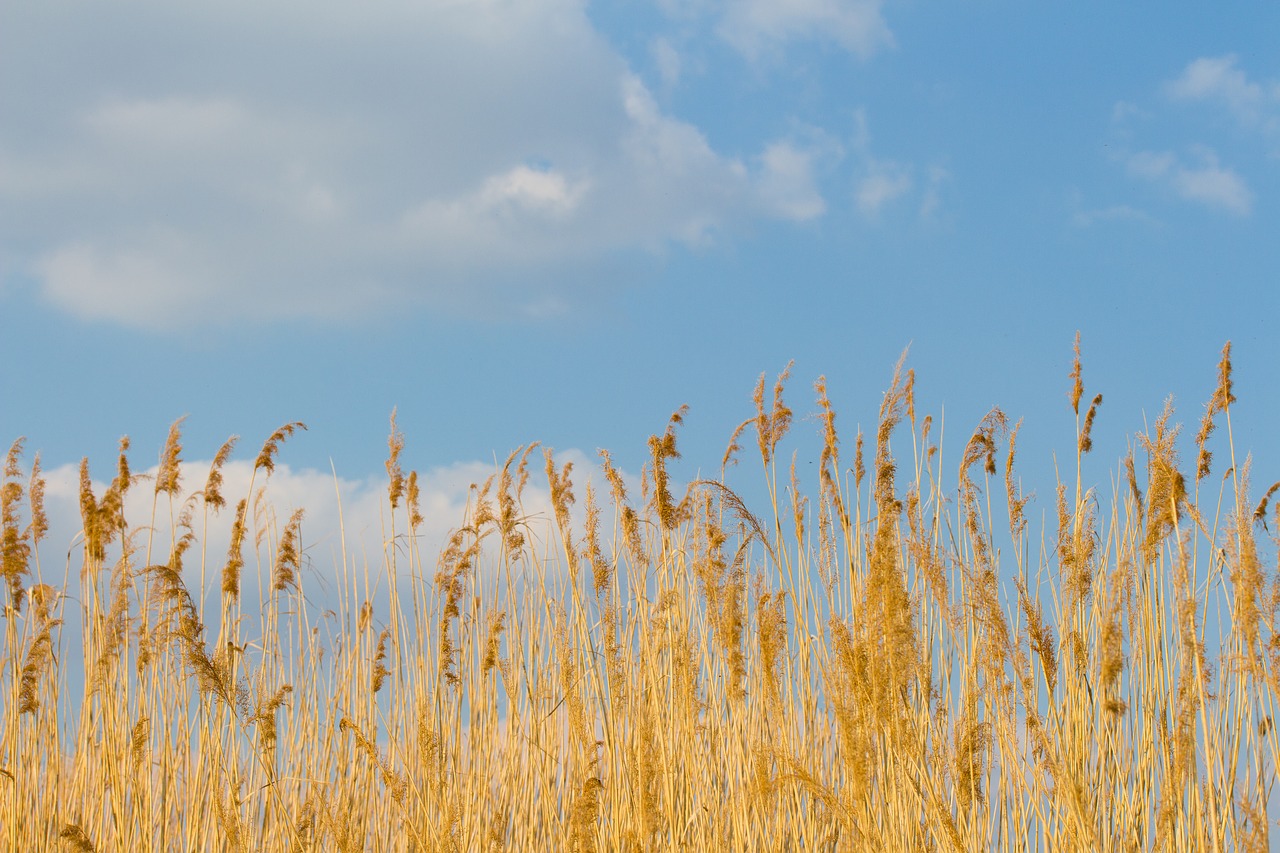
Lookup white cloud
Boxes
[399,165,593,264]
[1107,57,1280,219]
[1126,147,1253,216]
[479,166,588,217]
[755,139,835,221]
[848,108,916,218]
[1165,55,1279,129]
[1173,160,1253,214]
[856,162,911,216]
[717,0,893,61]
[0,0,831,330]
[36,237,217,327]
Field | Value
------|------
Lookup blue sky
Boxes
[2,1,1279,560]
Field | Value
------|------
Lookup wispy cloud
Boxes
[856,166,912,216]
[919,166,949,220]
[1071,204,1158,228]
[717,0,893,61]
[1126,147,1253,216]
[850,109,916,218]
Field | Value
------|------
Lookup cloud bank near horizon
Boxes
[20,448,615,614]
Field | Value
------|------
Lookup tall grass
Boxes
[2,340,1278,850]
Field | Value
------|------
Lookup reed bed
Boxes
[2,339,1278,851]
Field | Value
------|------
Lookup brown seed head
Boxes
[1079,393,1102,454]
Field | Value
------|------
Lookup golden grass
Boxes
[2,339,1279,850]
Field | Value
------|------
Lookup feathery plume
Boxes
[1005,419,1029,539]
[155,416,187,497]
[1212,341,1236,413]
[386,409,405,510]
[255,422,307,475]
[722,417,753,475]
[758,590,788,709]
[754,362,794,468]
[1195,342,1237,482]
[1140,400,1188,565]
[648,406,690,531]
[131,717,150,777]
[79,458,105,564]
[1069,331,1084,415]
[583,482,611,598]
[18,619,60,714]
[482,611,506,677]
[26,452,47,546]
[254,685,294,752]
[544,450,578,578]
[222,498,248,599]
[406,471,424,530]
[204,436,238,512]
[372,630,391,694]
[272,508,305,593]
[1,438,31,608]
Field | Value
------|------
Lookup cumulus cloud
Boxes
[717,0,893,61]
[1126,147,1253,216]
[0,0,832,329]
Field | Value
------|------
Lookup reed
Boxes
[1,338,1277,850]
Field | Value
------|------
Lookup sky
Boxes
[2,1,1279,569]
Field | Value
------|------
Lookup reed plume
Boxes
[155,416,187,498]
[204,436,238,511]
[254,422,307,474]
